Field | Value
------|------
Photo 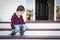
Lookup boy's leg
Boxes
[10,25,20,36]
[20,24,27,36]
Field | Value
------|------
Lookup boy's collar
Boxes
[14,13,22,18]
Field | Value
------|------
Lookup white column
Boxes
[54,0,56,21]
[33,0,35,21]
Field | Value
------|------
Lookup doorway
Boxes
[35,0,48,20]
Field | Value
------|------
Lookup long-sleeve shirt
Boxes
[11,13,25,29]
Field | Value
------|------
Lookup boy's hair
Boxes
[16,5,25,11]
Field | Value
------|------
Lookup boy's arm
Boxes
[21,15,25,24]
[11,16,15,29]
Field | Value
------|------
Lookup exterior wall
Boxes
[0,0,26,22]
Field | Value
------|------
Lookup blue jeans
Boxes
[10,24,27,36]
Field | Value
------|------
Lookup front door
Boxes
[35,0,48,20]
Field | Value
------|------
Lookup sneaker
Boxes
[9,34,14,37]
[20,35,25,37]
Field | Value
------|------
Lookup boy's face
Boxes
[17,11,24,16]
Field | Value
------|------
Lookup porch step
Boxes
[0,23,60,29]
[0,31,60,36]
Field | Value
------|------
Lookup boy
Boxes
[10,5,27,36]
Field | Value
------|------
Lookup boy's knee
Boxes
[23,24,27,29]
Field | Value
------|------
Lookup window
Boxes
[56,0,60,21]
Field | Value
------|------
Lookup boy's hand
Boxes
[12,27,15,29]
